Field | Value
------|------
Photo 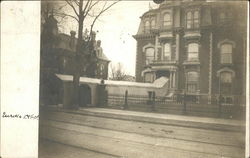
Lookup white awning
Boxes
[166,92,174,98]
[56,74,168,88]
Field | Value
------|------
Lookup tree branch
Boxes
[65,0,79,17]
[88,0,120,43]
[54,12,79,22]
[84,0,99,17]
[82,0,92,17]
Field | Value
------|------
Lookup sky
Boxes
[56,1,159,76]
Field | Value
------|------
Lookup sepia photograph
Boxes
[37,0,248,157]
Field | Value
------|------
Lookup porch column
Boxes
[155,36,158,60]
[161,43,164,60]
[170,71,173,88]
[173,71,176,88]
[175,33,180,61]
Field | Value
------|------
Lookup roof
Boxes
[56,74,168,88]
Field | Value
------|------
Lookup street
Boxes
[39,108,245,158]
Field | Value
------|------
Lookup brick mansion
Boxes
[133,0,247,104]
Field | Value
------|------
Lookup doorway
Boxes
[156,70,170,79]
[79,84,91,107]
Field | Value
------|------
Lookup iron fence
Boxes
[106,93,245,119]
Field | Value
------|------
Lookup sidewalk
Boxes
[43,107,245,132]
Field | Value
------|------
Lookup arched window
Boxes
[163,13,171,27]
[193,11,199,28]
[151,19,155,29]
[145,47,155,64]
[220,43,232,64]
[164,43,171,60]
[187,43,199,61]
[186,11,200,29]
[187,72,199,93]
[145,20,150,32]
[186,11,192,29]
[220,72,232,94]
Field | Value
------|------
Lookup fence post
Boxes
[183,92,187,114]
[151,92,156,112]
[218,94,222,117]
[123,90,128,110]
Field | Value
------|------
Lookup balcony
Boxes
[151,59,178,66]
[183,60,200,65]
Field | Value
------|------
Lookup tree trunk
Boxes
[72,0,84,109]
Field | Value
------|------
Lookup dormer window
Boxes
[151,19,156,29]
[144,20,150,33]
[163,13,171,27]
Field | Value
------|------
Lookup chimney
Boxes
[70,30,76,38]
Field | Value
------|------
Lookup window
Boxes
[220,72,232,94]
[151,19,155,29]
[163,13,171,27]
[145,47,155,64]
[187,43,199,61]
[186,12,192,29]
[219,11,232,23]
[187,72,198,93]
[186,11,199,29]
[145,20,150,32]
[193,11,199,28]
[164,43,171,60]
[220,44,232,64]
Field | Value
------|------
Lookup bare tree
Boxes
[110,62,128,81]
[52,0,120,109]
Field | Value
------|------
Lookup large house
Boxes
[40,15,110,105]
[133,0,247,104]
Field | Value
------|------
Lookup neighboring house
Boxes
[133,0,247,104]
[40,15,110,105]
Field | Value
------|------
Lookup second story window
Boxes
[145,47,155,65]
[220,43,232,64]
[186,10,200,29]
[164,43,171,60]
[187,43,199,61]
[163,13,171,27]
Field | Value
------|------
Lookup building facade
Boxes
[40,15,110,105]
[133,1,247,104]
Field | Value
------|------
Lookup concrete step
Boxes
[40,120,244,158]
